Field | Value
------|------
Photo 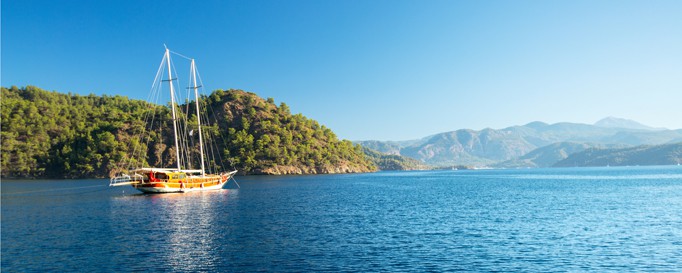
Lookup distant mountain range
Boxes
[554,142,682,167]
[493,142,626,168]
[357,117,682,168]
[593,116,669,131]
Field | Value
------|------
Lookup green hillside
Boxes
[362,147,430,171]
[1,86,376,178]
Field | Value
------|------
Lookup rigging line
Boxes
[183,65,195,170]
[229,176,241,189]
[205,96,235,170]
[148,52,167,103]
[169,50,193,61]
[180,92,195,170]
[200,109,212,173]
[202,120,218,175]
[169,55,190,169]
[136,71,165,171]
[180,115,191,170]
[195,65,217,171]
[118,73,150,171]
[193,67,217,172]
[3,184,108,196]
[199,97,219,172]
[140,98,158,169]
[140,80,161,166]
[52,186,110,197]
[200,115,214,170]
[196,64,219,170]
[206,124,220,173]
[193,67,227,173]
[127,52,168,172]
[188,65,210,173]
[123,110,143,172]
[195,64,205,91]
[137,76,161,170]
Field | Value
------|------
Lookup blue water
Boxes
[3,166,682,272]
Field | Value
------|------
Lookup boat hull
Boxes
[134,180,228,193]
[115,170,238,194]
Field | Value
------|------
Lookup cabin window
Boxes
[169,174,186,179]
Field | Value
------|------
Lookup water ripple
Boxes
[2,166,682,271]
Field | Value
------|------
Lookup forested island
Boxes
[1,86,388,178]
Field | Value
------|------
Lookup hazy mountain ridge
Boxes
[594,116,662,130]
[357,119,682,168]
[493,142,628,168]
[554,142,682,167]
[356,140,402,156]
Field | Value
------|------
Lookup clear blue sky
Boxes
[3,0,682,141]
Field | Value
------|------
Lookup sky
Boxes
[3,0,682,141]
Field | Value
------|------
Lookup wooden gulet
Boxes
[110,48,237,193]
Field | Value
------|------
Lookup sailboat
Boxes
[110,48,237,193]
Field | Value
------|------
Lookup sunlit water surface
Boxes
[3,166,682,271]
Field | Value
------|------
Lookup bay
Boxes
[2,166,682,272]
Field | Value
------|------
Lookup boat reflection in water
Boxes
[109,189,238,271]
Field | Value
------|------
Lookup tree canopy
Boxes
[1,86,376,178]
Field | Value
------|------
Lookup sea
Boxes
[2,166,682,272]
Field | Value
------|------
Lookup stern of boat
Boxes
[109,173,144,187]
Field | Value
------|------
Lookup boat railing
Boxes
[109,173,144,187]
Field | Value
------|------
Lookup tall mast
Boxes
[165,48,182,171]
[191,59,206,176]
